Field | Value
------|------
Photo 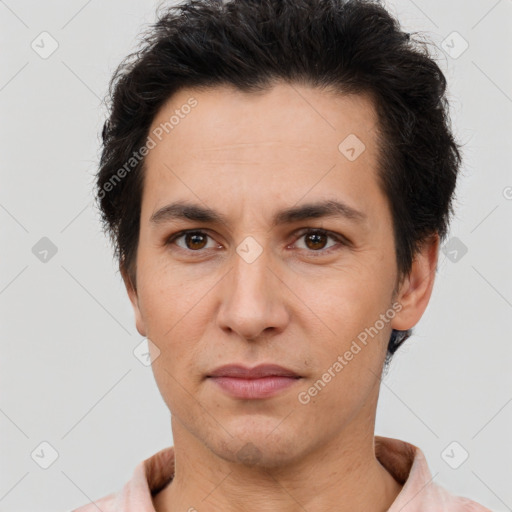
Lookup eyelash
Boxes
[165,228,348,257]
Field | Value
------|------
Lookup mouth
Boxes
[208,363,301,379]
[207,364,302,400]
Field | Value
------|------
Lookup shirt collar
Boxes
[107,435,486,512]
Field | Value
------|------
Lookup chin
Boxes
[207,421,304,469]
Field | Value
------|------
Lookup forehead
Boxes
[147,82,379,158]
[141,82,384,225]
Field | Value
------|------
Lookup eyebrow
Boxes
[149,199,367,228]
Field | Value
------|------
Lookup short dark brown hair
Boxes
[96,0,463,363]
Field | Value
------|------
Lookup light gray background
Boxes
[1,1,511,511]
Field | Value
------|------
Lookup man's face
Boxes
[126,82,409,466]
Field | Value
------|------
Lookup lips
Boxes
[207,364,300,379]
[207,364,301,399]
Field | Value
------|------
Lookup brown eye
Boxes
[184,232,208,250]
[293,229,345,255]
[305,231,328,250]
[168,230,216,251]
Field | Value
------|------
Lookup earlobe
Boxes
[391,233,440,332]
[121,265,147,337]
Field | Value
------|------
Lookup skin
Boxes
[122,82,439,512]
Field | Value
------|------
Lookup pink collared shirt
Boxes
[72,435,492,511]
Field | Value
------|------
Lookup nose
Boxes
[216,246,290,342]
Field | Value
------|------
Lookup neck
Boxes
[153,419,403,512]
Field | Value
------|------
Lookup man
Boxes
[75,0,491,510]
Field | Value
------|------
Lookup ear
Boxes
[121,265,147,337]
[391,233,440,331]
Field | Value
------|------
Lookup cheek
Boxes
[136,263,214,368]
[300,262,389,332]
[296,261,394,375]
[137,259,204,335]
